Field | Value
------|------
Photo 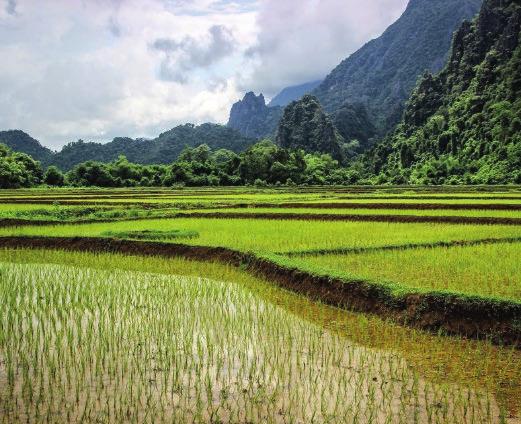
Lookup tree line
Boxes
[0,141,360,188]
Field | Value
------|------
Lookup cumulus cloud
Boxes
[0,0,409,148]
[152,25,236,83]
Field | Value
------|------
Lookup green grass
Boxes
[294,242,521,302]
[0,249,519,421]
[2,218,521,253]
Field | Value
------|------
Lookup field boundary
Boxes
[4,212,521,228]
[282,237,521,256]
[0,235,519,346]
[236,202,521,211]
[176,212,521,225]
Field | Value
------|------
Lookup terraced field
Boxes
[1,186,520,423]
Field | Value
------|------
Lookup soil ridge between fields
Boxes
[0,236,519,347]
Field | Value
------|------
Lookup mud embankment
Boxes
[237,202,521,211]
[283,236,521,256]
[0,236,519,347]
[177,212,521,226]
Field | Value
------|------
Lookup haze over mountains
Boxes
[0,125,255,171]
[227,0,482,146]
[3,0,520,184]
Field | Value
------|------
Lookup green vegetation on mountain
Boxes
[54,123,255,170]
[227,0,481,154]
[358,0,521,185]
[313,0,483,145]
[0,130,53,165]
[275,95,348,161]
[0,124,255,171]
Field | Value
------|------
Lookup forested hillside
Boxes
[276,96,346,162]
[313,0,482,145]
[0,130,53,165]
[0,124,256,171]
[358,0,521,184]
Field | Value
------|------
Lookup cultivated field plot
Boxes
[1,186,520,423]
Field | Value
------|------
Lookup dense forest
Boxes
[0,141,356,188]
[356,0,521,184]
[0,124,255,171]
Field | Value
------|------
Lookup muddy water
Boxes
[0,262,518,423]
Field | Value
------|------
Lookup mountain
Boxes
[227,92,283,139]
[2,124,255,171]
[227,81,323,140]
[313,0,483,143]
[358,0,521,185]
[276,95,345,161]
[268,80,323,107]
[0,130,54,165]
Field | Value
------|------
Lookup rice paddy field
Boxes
[1,186,520,423]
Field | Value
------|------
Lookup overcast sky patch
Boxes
[0,0,408,148]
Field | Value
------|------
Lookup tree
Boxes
[44,166,65,186]
[0,143,43,188]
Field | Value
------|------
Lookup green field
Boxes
[0,187,520,423]
[291,242,521,301]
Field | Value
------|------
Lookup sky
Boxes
[0,0,408,149]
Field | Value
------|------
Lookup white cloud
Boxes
[0,0,408,149]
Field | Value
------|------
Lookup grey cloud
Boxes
[107,16,121,37]
[6,0,17,15]
[245,0,409,96]
[152,25,236,83]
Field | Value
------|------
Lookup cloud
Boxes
[5,0,16,15]
[0,0,409,149]
[243,0,409,96]
[152,25,236,83]
[0,0,256,148]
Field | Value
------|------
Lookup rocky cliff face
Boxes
[227,92,283,139]
[359,0,521,184]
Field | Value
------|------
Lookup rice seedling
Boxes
[2,218,521,254]
[293,242,521,302]
[0,258,516,423]
[192,207,521,219]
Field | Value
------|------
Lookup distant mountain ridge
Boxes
[227,81,322,140]
[268,80,323,107]
[0,124,256,170]
[0,130,53,163]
